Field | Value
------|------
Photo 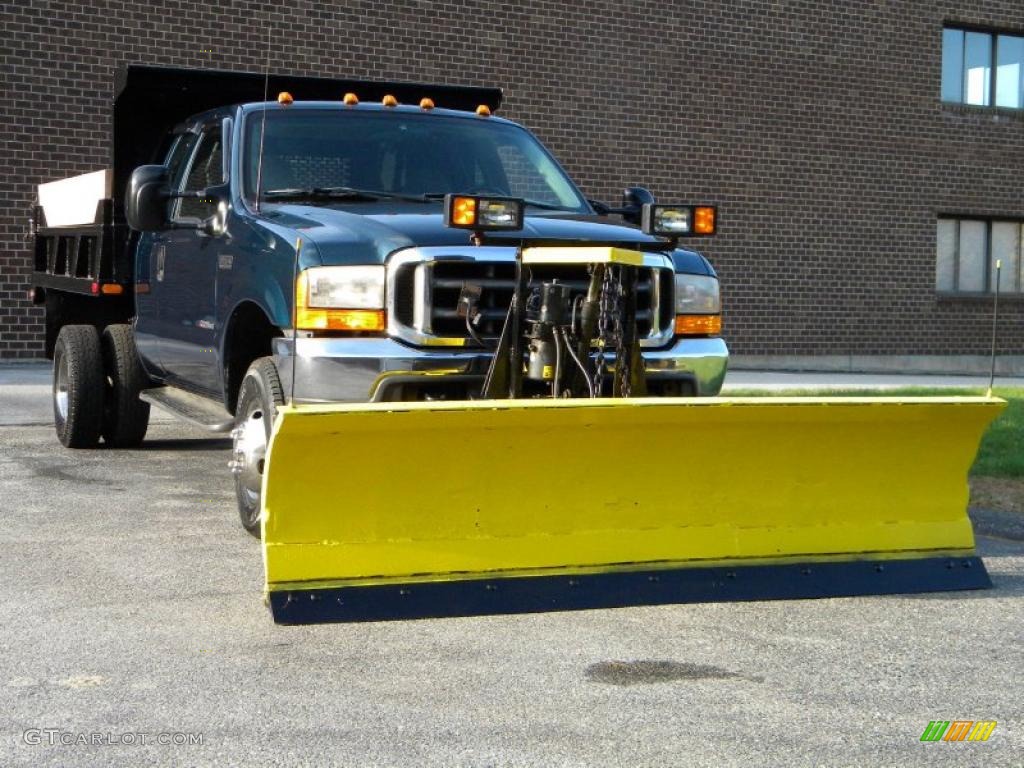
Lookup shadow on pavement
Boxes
[900,570,1024,600]
[135,438,232,452]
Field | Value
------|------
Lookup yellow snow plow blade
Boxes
[261,396,1004,623]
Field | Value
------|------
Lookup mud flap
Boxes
[261,396,1004,623]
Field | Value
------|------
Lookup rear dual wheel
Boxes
[52,324,150,448]
[101,325,150,447]
[53,325,104,447]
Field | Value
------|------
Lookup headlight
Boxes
[642,205,691,236]
[296,266,386,332]
[302,265,385,309]
[674,274,720,314]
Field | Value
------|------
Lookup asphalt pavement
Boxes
[1,362,1023,766]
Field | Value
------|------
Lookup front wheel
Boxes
[231,357,285,536]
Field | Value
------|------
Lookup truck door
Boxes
[134,131,197,379]
[157,123,225,395]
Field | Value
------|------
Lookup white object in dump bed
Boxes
[37,169,112,227]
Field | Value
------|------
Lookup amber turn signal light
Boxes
[674,314,722,336]
[295,307,386,332]
[694,206,716,235]
[451,196,476,226]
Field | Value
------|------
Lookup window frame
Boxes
[160,132,199,224]
[942,23,1024,110]
[172,121,226,223]
[936,215,1024,297]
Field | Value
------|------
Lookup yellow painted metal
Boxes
[521,246,645,266]
[261,396,1004,593]
[418,337,467,347]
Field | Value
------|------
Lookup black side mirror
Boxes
[621,187,655,225]
[126,165,170,231]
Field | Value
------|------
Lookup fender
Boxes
[215,216,324,357]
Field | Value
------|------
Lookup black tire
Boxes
[232,357,285,536]
[101,324,151,447]
[53,325,104,448]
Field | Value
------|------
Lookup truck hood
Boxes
[259,204,714,274]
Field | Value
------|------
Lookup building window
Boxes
[937,218,1023,294]
[942,27,1024,109]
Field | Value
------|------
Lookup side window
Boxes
[164,133,198,188]
[177,127,223,220]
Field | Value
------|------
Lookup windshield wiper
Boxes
[263,187,377,202]
[418,192,573,211]
[522,199,573,211]
[264,187,576,211]
[262,187,434,203]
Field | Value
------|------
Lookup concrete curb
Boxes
[732,354,1024,377]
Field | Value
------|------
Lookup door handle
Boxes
[155,244,166,282]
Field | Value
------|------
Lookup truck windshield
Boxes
[242,109,589,212]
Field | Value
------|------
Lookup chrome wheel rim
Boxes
[54,354,69,422]
[230,404,268,507]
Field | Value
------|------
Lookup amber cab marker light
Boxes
[476,104,491,116]
[382,94,398,107]
[419,97,435,110]
[675,314,722,336]
[694,206,716,235]
[277,91,294,105]
[343,92,359,105]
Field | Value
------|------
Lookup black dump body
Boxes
[32,64,502,301]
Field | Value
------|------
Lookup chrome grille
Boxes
[392,256,674,347]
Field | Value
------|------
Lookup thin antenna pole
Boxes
[987,259,1002,397]
[291,237,302,405]
[254,20,272,213]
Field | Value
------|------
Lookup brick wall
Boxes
[1,0,1022,359]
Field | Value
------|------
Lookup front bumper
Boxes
[274,335,728,402]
